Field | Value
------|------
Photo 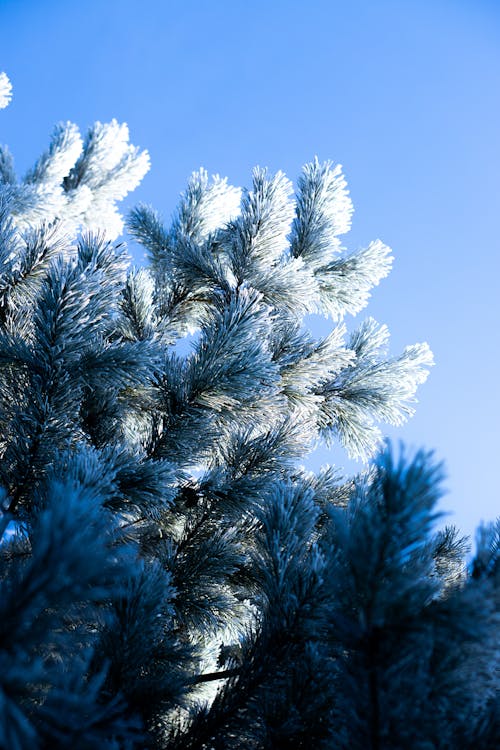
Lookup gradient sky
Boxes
[1,0,499,540]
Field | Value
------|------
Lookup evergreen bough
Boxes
[0,74,498,749]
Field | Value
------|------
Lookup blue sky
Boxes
[1,0,499,539]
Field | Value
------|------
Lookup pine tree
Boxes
[0,74,498,750]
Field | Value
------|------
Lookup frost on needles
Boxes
[0,73,498,750]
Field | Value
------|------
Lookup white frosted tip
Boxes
[0,73,12,109]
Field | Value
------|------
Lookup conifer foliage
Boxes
[0,74,498,749]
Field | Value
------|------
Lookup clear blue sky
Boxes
[1,0,499,539]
